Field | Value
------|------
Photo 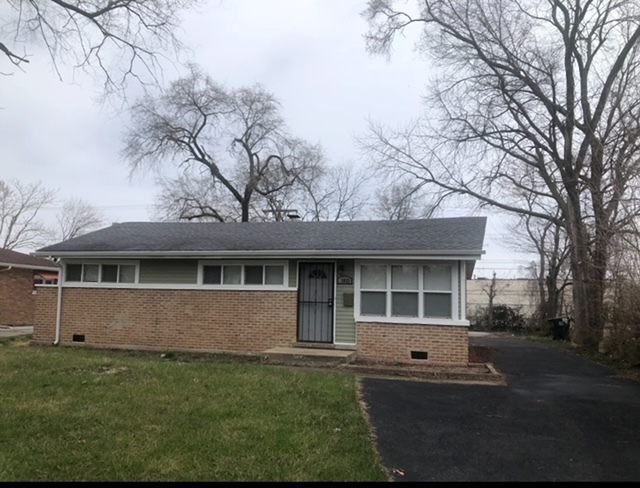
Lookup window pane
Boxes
[223,265,241,284]
[424,264,452,291]
[102,265,118,283]
[83,264,99,282]
[361,265,386,289]
[424,293,452,318]
[391,265,418,290]
[203,265,222,284]
[265,265,284,285]
[119,265,136,283]
[361,291,386,315]
[392,292,418,317]
[245,265,263,285]
[66,264,82,282]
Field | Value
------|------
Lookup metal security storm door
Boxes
[297,262,334,343]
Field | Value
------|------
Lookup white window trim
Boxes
[355,260,469,326]
[197,260,289,290]
[63,260,140,287]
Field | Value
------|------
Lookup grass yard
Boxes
[0,337,388,482]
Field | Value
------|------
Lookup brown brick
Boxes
[34,287,297,353]
[0,269,37,326]
[357,322,469,365]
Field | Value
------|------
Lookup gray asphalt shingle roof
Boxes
[34,217,486,256]
[0,248,59,269]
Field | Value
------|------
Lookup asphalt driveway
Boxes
[360,335,640,481]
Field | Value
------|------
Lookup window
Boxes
[223,265,242,285]
[66,264,82,282]
[424,264,452,318]
[358,263,456,321]
[203,265,222,284]
[65,263,138,284]
[83,264,99,282]
[265,265,284,285]
[245,266,263,284]
[200,262,286,287]
[391,265,418,317]
[360,264,386,316]
[119,265,136,283]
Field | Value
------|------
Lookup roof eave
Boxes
[0,262,60,271]
[33,249,485,260]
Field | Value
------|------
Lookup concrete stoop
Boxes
[262,346,357,366]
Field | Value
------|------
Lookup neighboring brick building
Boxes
[33,218,486,365]
[0,248,59,327]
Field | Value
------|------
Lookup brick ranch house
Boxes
[32,218,486,365]
[0,248,59,327]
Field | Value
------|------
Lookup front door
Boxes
[297,262,334,343]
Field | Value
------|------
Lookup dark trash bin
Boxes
[548,316,571,341]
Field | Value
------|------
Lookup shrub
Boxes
[472,304,527,332]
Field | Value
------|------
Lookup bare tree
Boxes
[289,164,371,222]
[508,212,572,325]
[483,271,498,328]
[154,161,371,223]
[0,179,56,250]
[1,0,199,97]
[374,177,441,220]
[363,0,640,348]
[153,170,241,222]
[125,65,326,222]
[55,198,105,241]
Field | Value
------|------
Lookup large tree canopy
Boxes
[124,65,336,222]
[1,0,199,97]
[363,0,640,347]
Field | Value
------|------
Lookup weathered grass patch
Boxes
[0,342,387,481]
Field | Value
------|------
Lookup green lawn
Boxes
[0,337,388,481]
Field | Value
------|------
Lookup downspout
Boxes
[0,266,13,272]
[54,263,63,346]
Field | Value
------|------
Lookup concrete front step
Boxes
[262,346,357,365]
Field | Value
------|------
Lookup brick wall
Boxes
[0,268,36,326]
[33,287,470,364]
[34,287,298,353]
[33,286,58,342]
[357,322,469,365]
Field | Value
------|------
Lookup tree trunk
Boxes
[545,274,559,319]
[488,272,496,328]
[241,200,250,222]
[567,220,603,348]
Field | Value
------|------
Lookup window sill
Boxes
[355,316,470,327]
[62,282,296,291]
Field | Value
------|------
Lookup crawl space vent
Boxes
[411,350,429,360]
[72,334,85,343]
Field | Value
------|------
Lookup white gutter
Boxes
[54,266,63,346]
[33,249,486,259]
[1,261,59,271]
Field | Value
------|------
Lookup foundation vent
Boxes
[411,351,429,360]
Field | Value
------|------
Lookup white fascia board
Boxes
[35,249,485,260]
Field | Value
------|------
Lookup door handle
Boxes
[328,298,333,308]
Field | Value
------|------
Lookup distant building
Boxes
[0,248,59,327]
[467,277,572,323]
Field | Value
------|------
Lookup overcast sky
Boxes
[0,0,535,277]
